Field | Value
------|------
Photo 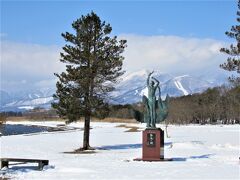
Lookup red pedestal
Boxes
[134,128,171,161]
[142,128,164,161]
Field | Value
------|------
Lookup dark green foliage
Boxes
[133,109,144,123]
[52,12,126,149]
[220,0,240,85]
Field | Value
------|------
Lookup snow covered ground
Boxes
[0,121,239,180]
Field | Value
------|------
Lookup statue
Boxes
[133,72,172,161]
[134,71,170,128]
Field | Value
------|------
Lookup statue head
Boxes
[151,80,155,87]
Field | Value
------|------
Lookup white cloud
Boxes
[34,79,58,88]
[120,34,227,76]
[1,35,229,92]
[1,41,64,91]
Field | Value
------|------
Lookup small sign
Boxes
[147,133,156,147]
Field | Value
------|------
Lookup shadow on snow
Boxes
[97,142,173,150]
[172,154,215,161]
[97,143,142,150]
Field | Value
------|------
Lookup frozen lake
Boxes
[0,122,81,136]
[0,121,239,179]
[0,124,48,136]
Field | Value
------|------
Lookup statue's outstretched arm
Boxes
[147,71,154,85]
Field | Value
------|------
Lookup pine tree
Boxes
[220,0,240,85]
[52,12,127,150]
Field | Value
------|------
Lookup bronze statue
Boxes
[134,72,169,128]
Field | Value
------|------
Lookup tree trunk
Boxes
[82,114,91,150]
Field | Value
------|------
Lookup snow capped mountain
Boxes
[0,88,55,111]
[198,69,230,86]
[0,70,227,111]
[161,75,214,97]
[111,70,174,104]
[111,71,215,104]
[114,70,173,98]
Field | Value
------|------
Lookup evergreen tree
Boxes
[52,12,127,150]
[220,0,240,85]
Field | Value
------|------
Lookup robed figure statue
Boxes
[134,72,169,128]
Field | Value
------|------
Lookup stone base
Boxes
[142,128,164,160]
[134,128,172,162]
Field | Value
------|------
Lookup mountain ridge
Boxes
[0,70,228,111]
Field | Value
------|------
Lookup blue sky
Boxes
[0,0,238,92]
[1,0,236,44]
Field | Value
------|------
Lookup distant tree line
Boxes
[0,111,23,117]
[23,108,58,120]
[0,111,22,124]
[0,108,57,121]
[166,86,240,124]
[107,85,240,124]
